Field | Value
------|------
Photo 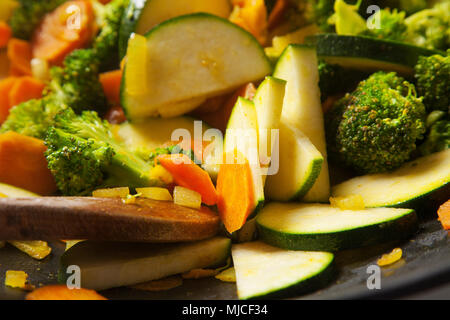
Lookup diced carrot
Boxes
[26,285,107,300]
[0,132,57,195]
[0,21,12,48]
[229,0,268,45]
[157,153,218,206]
[7,38,32,76]
[216,151,255,233]
[100,69,122,106]
[267,0,290,30]
[438,200,450,230]
[0,77,17,123]
[8,76,45,107]
[32,0,97,66]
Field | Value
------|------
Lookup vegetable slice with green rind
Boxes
[332,149,450,209]
[232,241,334,300]
[306,34,443,76]
[59,237,231,291]
[256,203,418,251]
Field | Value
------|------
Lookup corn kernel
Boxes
[5,270,29,289]
[377,248,403,267]
[136,187,173,201]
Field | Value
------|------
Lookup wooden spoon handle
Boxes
[0,197,220,242]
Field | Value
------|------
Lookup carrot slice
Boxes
[216,152,255,233]
[157,153,218,206]
[26,285,107,300]
[32,0,97,65]
[8,76,45,108]
[438,200,450,230]
[267,0,289,30]
[0,131,57,195]
[7,38,32,76]
[0,21,12,48]
[100,69,122,106]
[229,0,268,45]
[0,77,18,123]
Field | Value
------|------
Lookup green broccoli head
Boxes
[419,117,450,156]
[414,52,450,113]
[359,8,407,42]
[9,0,66,40]
[45,109,158,196]
[93,0,129,71]
[0,97,67,139]
[326,71,427,174]
[404,2,450,51]
[46,49,109,116]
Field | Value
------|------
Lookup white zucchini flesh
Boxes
[332,149,450,208]
[273,45,330,202]
[232,241,334,300]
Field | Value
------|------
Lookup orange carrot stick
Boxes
[216,152,255,234]
[0,131,57,195]
[7,38,32,76]
[0,21,12,48]
[32,0,97,65]
[26,285,107,300]
[438,200,450,230]
[0,77,17,123]
[8,76,45,108]
[157,153,218,206]
[100,69,123,106]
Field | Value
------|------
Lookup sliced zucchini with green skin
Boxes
[306,34,443,76]
[265,122,323,201]
[225,97,265,214]
[256,203,418,251]
[232,241,334,300]
[273,45,330,202]
[116,116,211,151]
[0,183,39,197]
[119,0,231,58]
[121,13,272,120]
[58,237,231,291]
[332,149,450,209]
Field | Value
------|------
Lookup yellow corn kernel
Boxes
[330,195,365,210]
[173,186,201,209]
[377,248,403,267]
[8,241,52,260]
[149,165,174,185]
[5,270,31,289]
[215,267,236,283]
[136,187,173,201]
[92,187,130,198]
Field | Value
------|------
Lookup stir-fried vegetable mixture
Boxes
[0,0,448,300]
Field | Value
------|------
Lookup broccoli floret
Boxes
[359,8,407,41]
[318,60,369,102]
[8,0,66,40]
[414,53,450,113]
[45,109,159,196]
[419,117,450,155]
[93,0,128,71]
[46,49,109,116]
[404,2,450,51]
[325,71,427,173]
[0,97,67,139]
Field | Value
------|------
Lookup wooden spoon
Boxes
[0,197,220,242]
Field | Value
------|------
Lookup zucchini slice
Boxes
[306,34,443,76]
[232,241,334,299]
[121,13,271,120]
[256,203,418,251]
[273,45,330,202]
[332,149,450,209]
[119,0,231,58]
[59,237,231,291]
